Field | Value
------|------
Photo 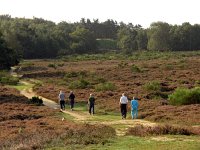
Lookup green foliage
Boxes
[95,82,116,91]
[143,81,161,92]
[0,71,19,85]
[131,64,142,73]
[48,63,57,69]
[29,96,43,106]
[169,87,200,105]
[0,33,19,69]
[69,26,97,54]
[147,22,171,51]
[117,26,138,54]
[69,79,90,89]
[117,61,128,68]
[96,39,117,50]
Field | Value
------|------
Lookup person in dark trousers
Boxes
[69,91,75,111]
[88,93,95,115]
[58,90,65,111]
[119,93,128,119]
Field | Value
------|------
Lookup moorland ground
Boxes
[19,52,200,125]
[1,51,200,149]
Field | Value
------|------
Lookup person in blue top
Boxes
[131,97,139,119]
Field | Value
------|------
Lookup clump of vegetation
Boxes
[131,64,142,73]
[117,61,128,68]
[0,71,19,85]
[29,96,43,106]
[69,79,90,89]
[169,87,200,105]
[143,81,161,92]
[95,82,116,91]
[126,124,199,137]
[48,63,57,69]
[64,71,87,79]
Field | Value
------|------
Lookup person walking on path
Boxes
[88,93,95,115]
[69,91,75,111]
[131,97,139,119]
[119,93,128,119]
[58,90,65,111]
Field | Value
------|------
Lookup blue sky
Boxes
[0,0,199,28]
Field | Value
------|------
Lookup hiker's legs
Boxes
[131,109,134,119]
[135,108,138,118]
[89,104,92,114]
[121,104,126,119]
[124,104,127,119]
[92,104,94,114]
[60,101,65,110]
[70,100,74,110]
[131,108,138,119]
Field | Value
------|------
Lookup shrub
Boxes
[95,82,116,91]
[0,71,19,85]
[69,79,90,89]
[57,63,64,67]
[169,87,200,105]
[118,61,128,68]
[126,124,199,137]
[30,96,43,106]
[143,81,161,92]
[131,64,142,73]
[48,63,57,69]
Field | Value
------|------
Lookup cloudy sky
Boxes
[0,0,199,28]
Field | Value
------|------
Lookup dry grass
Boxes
[126,124,200,137]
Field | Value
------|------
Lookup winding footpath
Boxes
[11,68,156,136]
[19,80,156,136]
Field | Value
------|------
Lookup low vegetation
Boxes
[0,71,19,85]
[126,124,200,137]
[169,87,200,105]
[29,96,43,106]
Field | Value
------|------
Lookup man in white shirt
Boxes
[119,93,128,119]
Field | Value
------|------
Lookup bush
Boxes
[48,63,57,69]
[169,87,200,105]
[69,79,90,89]
[131,64,142,73]
[95,82,116,91]
[30,96,43,106]
[143,81,161,92]
[0,71,19,85]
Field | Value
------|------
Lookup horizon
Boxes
[0,0,200,28]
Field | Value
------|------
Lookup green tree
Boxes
[69,26,97,54]
[0,32,19,69]
[136,29,148,50]
[147,22,171,51]
[117,26,138,54]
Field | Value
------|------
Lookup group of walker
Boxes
[120,93,139,119]
[58,91,95,115]
[59,91,138,119]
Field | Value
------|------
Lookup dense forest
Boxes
[1,14,200,68]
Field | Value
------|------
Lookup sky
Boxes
[0,0,200,28]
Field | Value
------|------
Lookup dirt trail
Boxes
[19,80,156,136]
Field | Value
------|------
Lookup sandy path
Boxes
[19,80,156,136]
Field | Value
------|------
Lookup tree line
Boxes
[1,15,200,68]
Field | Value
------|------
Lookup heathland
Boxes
[0,51,200,149]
